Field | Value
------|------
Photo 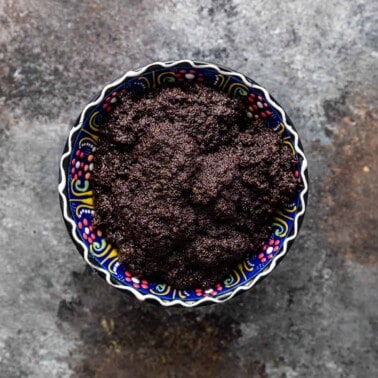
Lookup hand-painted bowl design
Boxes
[59,60,308,307]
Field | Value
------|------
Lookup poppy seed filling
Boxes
[92,84,299,289]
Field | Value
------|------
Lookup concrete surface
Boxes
[0,0,377,377]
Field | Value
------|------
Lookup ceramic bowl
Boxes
[59,60,308,307]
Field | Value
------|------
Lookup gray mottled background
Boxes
[0,0,377,377]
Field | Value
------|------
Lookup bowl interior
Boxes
[64,62,303,301]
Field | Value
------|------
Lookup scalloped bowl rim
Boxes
[58,59,308,307]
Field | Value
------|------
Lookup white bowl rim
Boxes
[58,59,309,307]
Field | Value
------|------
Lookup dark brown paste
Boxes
[92,84,299,289]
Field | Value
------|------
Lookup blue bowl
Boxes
[59,60,308,307]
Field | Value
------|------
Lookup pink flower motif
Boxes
[195,283,223,297]
[124,272,149,289]
[204,288,217,296]
[259,239,280,263]
[71,150,94,180]
[79,218,95,244]
[102,89,125,113]
[247,93,272,120]
[175,69,204,83]
[195,288,203,297]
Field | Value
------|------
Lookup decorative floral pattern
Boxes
[247,92,273,120]
[258,239,281,263]
[175,69,204,83]
[195,284,223,297]
[125,271,149,289]
[77,217,96,244]
[59,60,308,306]
[102,89,126,112]
[70,150,94,180]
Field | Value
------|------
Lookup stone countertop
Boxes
[0,1,377,377]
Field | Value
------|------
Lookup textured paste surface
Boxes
[92,84,299,288]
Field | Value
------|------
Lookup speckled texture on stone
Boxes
[0,1,377,377]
